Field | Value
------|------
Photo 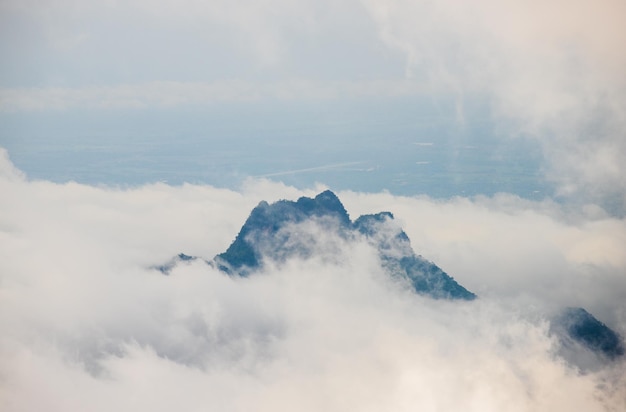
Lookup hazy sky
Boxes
[1,0,625,210]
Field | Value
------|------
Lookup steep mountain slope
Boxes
[157,190,623,365]
[551,307,625,367]
[215,190,475,300]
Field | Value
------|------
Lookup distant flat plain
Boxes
[0,98,549,199]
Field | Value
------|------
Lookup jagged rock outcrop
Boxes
[551,307,624,365]
[156,253,196,274]
[215,190,352,275]
[215,190,475,300]
[156,190,623,365]
[353,212,475,300]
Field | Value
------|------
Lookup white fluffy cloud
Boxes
[361,0,626,211]
[1,150,625,411]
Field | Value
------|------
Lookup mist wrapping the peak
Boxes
[1,150,625,411]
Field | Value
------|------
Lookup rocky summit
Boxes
[215,190,475,300]
[158,190,623,365]
[552,307,625,362]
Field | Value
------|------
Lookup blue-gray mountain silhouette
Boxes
[215,190,476,300]
[215,190,351,275]
[157,190,623,364]
[552,307,624,361]
[156,253,196,274]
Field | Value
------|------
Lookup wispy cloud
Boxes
[2,0,624,210]
[362,0,626,210]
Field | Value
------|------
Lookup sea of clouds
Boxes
[1,148,625,411]
[2,0,625,409]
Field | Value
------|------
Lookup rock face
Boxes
[552,307,625,361]
[353,212,476,300]
[215,190,352,275]
[158,190,623,365]
[156,253,196,274]
[216,190,476,300]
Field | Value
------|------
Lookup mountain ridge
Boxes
[215,190,475,300]
[156,189,623,366]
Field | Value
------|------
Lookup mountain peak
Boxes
[314,189,341,205]
[216,191,351,275]
[553,307,624,360]
[293,190,351,225]
[215,191,475,300]
[157,191,623,366]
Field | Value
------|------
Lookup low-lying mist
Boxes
[1,149,625,411]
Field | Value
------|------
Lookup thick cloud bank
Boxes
[1,149,625,411]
